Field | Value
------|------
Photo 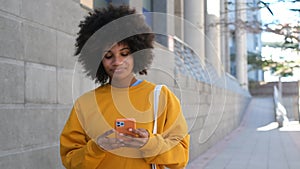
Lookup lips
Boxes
[112,67,126,73]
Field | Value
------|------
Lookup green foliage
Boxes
[247,52,264,71]
[229,51,297,77]
[265,61,294,77]
[246,51,296,77]
[262,42,299,50]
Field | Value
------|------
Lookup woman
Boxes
[60,5,190,169]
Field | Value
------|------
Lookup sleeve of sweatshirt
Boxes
[139,87,190,169]
[60,105,106,169]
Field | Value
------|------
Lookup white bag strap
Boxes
[152,85,163,169]
[153,85,163,134]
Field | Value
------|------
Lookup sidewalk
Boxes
[186,97,300,169]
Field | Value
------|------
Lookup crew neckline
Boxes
[98,80,151,92]
[130,79,143,87]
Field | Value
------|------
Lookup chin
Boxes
[111,74,127,80]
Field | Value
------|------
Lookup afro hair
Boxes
[74,5,155,85]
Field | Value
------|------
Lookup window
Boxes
[142,0,153,28]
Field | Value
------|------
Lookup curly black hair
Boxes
[74,5,155,85]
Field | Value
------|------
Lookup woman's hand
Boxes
[96,129,125,150]
[96,128,149,150]
[119,128,149,148]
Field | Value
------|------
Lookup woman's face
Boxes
[102,43,134,82]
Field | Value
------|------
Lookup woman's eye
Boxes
[121,51,130,56]
[104,53,112,59]
[121,50,130,56]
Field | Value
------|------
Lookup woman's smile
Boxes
[112,67,127,73]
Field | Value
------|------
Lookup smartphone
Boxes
[115,118,136,137]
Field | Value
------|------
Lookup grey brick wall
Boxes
[0,1,87,168]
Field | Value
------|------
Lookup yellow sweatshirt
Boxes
[60,80,190,169]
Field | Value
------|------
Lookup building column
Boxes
[220,0,231,73]
[167,0,175,37]
[235,0,248,89]
[174,0,184,40]
[184,0,205,65]
[205,0,221,76]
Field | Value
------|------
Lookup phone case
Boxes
[115,118,136,137]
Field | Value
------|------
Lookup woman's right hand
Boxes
[96,129,124,150]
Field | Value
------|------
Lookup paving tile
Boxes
[186,97,300,169]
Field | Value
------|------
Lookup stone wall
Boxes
[0,1,88,168]
[0,1,250,168]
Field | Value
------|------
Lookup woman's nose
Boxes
[112,55,124,65]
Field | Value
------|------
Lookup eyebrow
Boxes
[119,47,130,51]
[104,47,130,53]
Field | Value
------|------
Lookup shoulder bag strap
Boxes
[152,85,163,169]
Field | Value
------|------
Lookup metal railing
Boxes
[273,85,289,127]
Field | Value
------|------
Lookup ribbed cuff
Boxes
[139,132,162,157]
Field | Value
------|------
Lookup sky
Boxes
[261,0,300,23]
[260,0,300,42]
[259,0,300,82]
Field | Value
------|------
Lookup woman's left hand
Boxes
[118,128,149,148]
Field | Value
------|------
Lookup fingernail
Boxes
[119,133,124,136]
[128,128,132,131]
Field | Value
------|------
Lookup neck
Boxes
[110,76,137,88]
